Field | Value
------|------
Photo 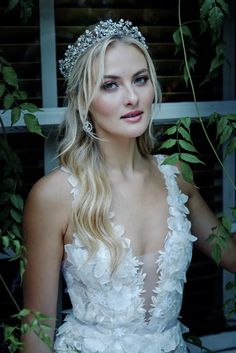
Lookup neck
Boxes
[98,138,145,179]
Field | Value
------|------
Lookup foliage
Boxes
[0,59,44,277]
[168,0,236,336]
[208,113,236,157]
[2,309,53,353]
[5,0,34,24]
[159,117,203,184]
[224,281,236,319]
[207,210,235,264]
[173,0,229,86]
[0,1,48,352]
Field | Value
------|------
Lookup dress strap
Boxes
[61,166,80,206]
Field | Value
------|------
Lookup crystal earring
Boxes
[83,120,93,133]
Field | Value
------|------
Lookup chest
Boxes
[110,170,169,257]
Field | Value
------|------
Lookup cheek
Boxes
[90,96,117,118]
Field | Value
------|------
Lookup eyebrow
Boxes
[103,68,149,80]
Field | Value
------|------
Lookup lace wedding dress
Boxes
[54,155,196,353]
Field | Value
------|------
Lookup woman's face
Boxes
[89,41,155,140]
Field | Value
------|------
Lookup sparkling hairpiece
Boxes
[59,19,148,80]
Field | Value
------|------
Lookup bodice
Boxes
[54,155,197,353]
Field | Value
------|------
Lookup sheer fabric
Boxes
[54,155,196,353]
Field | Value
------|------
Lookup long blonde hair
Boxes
[58,35,162,271]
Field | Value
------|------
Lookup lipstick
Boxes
[120,110,143,122]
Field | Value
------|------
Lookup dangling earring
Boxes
[83,120,93,133]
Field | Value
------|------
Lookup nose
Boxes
[124,84,139,106]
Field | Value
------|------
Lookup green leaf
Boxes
[11,194,24,211]
[216,0,229,14]
[207,233,217,243]
[13,239,21,253]
[181,25,192,37]
[30,318,39,330]
[161,153,180,166]
[180,162,194,184]
[180,117,191,130]
[211,243,222,264]
[20,0,34,24]
[2,66,18,89]
[20,102,40,113]
[14,308,31,318]
[13,89,28,100]
[231,208,236,220]
[209,55,224,74]
[209,6,224,34]
[221,216,232,232]
[7,0,20,11]
[225,281,236,290]
[200,0,214,20]
[3,93,14,110]
[20,323,29,334]
[178,139,198,153]
[173,30,181,46]
[0,82,6,97]
[219,125,233,146]
[0,56,8,65]
[2,236,10,248]
[159,139,177,150]
[178,127,192,142]
[165,125,177,136]
[184,333,203,347]
[24,113,44,136]
[200,19,209,34]
[40,323,52,331]
[216,116,227,137]
[20,258,26,279]
[223,114,236,121]
[180,153,205,164]
[10,208,22,223]
[12,223,22,238]
[11,107,21,125]
[218,236,229,249]
[34,312,54,320]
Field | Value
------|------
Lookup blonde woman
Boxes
[22,19,236,353]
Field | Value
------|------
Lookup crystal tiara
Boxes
[59,19,148,80]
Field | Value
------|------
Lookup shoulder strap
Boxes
[60,166,79,205]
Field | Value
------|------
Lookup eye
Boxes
[101,81,118,90]
[134,75,149,86]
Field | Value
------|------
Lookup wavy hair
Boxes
[58,35,162,271]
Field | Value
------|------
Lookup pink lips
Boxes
[120,110,143,122]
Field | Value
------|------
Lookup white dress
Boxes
[54,155,197,353]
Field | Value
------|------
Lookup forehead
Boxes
[103,41,148,75]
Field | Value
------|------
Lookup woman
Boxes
[22,19,236,353]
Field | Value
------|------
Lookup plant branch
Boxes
[178,0,236,191]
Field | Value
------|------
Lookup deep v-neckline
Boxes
[109,155,173,324]
[62,155,196,329]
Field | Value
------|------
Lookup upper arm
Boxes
[179,176,236,272]
[23,170,70,321]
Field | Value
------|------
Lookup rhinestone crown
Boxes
[59,19,148,80]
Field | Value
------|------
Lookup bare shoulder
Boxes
[26,167,71,206]
[24,168,73,236]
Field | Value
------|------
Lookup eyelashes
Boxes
[101,75,150,91]
[101,82,118,90]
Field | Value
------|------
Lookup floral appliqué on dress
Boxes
[54,155,197,353]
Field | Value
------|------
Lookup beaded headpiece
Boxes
[59,19,148,80]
